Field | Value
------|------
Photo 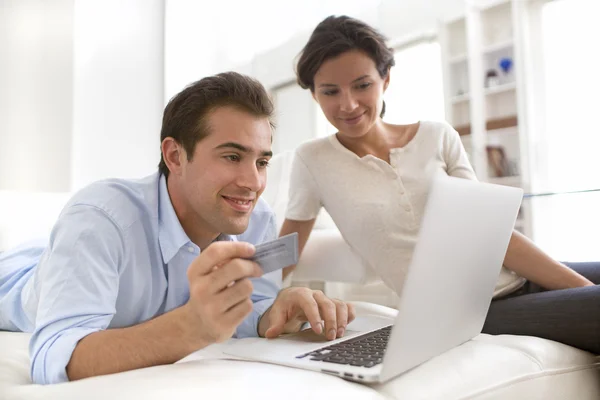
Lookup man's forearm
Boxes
[503,230,594,290]
[67,305,210,381]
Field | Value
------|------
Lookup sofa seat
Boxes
[1,302,598,400]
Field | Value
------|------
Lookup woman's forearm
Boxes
[503,230,594,290]
[280,218,316,280]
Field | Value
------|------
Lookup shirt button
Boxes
[187,246,195,253]
[405,206,411,212]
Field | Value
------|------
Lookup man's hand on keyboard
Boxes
[258,287,356,340]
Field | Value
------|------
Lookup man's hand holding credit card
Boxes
[248,232,298,274]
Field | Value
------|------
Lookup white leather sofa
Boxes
[1,155,599,399]
[2,302,598,400]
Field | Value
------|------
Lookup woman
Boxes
[280,15,599,352]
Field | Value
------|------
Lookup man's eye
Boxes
[225,155,240,162]
[257,160,270,168]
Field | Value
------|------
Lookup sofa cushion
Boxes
[374,334,600,399]
[2,302,598,400]
[0,330,384,400]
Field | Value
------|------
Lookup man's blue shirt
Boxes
[0,172,280,384]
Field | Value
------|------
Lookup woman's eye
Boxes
[358,82,371,90]
[323,90,338,96]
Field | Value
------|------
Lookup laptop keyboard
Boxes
[296,325,392,368]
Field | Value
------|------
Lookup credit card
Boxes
[249,232,298,274]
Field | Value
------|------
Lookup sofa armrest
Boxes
[291,229,376,283]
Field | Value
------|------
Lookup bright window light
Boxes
[384,42,445,125]
[541,0,600,192]
[531,0,600,261]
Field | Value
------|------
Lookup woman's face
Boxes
[312,50,389,139]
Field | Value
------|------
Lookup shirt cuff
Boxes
[234,297,275,339]
[30,326,100,384]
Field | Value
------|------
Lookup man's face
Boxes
[177,106,272,238]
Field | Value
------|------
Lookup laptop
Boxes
[224,173,523,383]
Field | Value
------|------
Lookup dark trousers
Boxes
[483,262,600,354]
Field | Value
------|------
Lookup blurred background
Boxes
[0,0,599,262]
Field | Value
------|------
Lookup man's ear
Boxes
[161,138,185,176]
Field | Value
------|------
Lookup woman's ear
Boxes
[311,90,318,103]
[383,67,391,92]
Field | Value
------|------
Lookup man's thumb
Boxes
[265,308,286,338]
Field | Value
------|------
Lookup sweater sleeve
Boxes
[442,122,478,181]
[285,150,322,221]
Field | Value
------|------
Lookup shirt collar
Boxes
[158,174,235,264]
[158,174,192,264]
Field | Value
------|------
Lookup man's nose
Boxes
[238,164,262,192]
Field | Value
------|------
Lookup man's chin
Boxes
[220,219,251,236]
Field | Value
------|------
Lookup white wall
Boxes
[248,0,465,88]
[272,84,317,154]
[71,0,164,190]
[0,0,74,192]
[163,0,389,100]
[247,6,380,89]
[0,0,165,249]
[380,0,465,45]
[245,0,465,155]
[164,0,221,101]
[0,0,165,193]
[162,1,467,157]
[1,0,466,194]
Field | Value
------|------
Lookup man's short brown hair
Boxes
[158,72,274,177]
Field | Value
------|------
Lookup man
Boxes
[0,72,355,385]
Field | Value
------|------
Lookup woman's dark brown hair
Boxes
[296,15,395,117]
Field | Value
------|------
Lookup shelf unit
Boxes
[440,0,533,238]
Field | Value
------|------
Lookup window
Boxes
[530,0,600,261]
[384,42,445,124]
[540,0,600,193]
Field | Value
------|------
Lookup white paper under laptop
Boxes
[221,173,523,384]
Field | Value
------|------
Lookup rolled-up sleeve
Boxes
[28,205,124,384]
[234,295,276,339]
